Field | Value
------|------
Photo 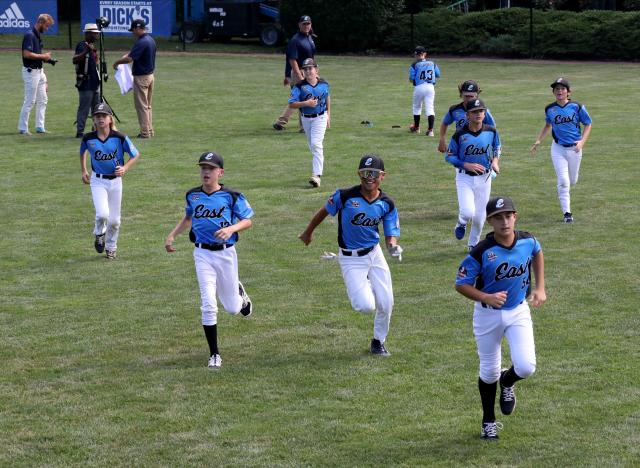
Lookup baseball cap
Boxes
[358,155,385,171]
[128,19,146,31]
[92,102,113,116]
[299,15,312,24]
[83,23,100,33]
[464,98,487,112]
[198,151,224,169]
[301,58,317,69]
[414,45,426,54]
[460,80,480,94]
[486,197,517,218]
[551,77,570,90]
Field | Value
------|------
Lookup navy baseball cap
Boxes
[301,58,317,68]
[464,98,487,112]
[299,15,312,24]
[198,151,224,168]
[92,102,113,116]
[486,197,517,218]
[414,45,426,54]
[358,155,385,171]
[460,80,480,94]
[128,19,146,31]
[551,77,570,90]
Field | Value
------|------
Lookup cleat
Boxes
[207,353,222,369]
[309,175,321,188]
[19,130,32,135]
[426,130,434,137]
[563,212,573,223]
[481,421,503,440]
[454,223,466,240]
[409,124,420,134]
[94,233,105,253]
[105,249,117,260]
[273,122,284,131]
[36,127,47,133]
[499,369,517,415]
[239,281,252,317]
[370,339,391,356]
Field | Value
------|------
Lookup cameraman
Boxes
[18,13,55,135]
[72,24,101,138]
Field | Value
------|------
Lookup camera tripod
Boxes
[96,21,120,123]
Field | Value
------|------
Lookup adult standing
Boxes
[273,15,316,131]
[18,13,54,135]
[72,23,101,138]
[408,46,440,136]
[113,19,157,138]
[530,78,592,223]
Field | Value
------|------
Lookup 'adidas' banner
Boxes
[0,0,58,33]
[81,0,175,37]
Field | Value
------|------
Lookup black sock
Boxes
[478,377,497,422]
[500,365,523,388]
[413,115,420,127]
[203,324,218,355]
[427,115,435,130]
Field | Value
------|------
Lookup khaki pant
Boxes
[275,74,302,128]
[133,74,154,137]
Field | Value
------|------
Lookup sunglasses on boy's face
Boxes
[359,169,383,179]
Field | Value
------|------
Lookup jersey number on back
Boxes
[419,70,433,82]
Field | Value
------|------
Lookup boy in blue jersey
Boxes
[165,152,254,370]
[456,196,546,440]
[531,78,592,223]
[408,46,440,136]
[438,80,496,153]
[288,58,331,188]
[80,103,140,259]
[445,98,501,251]
[299,155,402,356]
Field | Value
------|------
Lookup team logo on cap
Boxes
[205,153,214,160]
[475,99,481,107]
[467,84,474,91]
[364,157,373,166]
[496,198,505,208]
[557,78,564,83]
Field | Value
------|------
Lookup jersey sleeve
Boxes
[128,40,144,60]
[324,190,342,216]
[492,129,502,154]
[435,64,441,79]
[455,255,481,286]
[79,140,88,156]
[445,135,463,168]
[232,193,254,220]
[22,33,35,52]
[545,107,552,125]
[288,85,301,104]
[123,135,139,158]
[484,109,496,127]
[184,193,194,217]
[408,64,416,82]
[382,206,400,237]
[442,109,454,125]
[579,105,592,125]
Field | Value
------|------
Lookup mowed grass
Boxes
[1,50,639,466]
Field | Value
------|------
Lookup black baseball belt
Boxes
[195,243,233,251]
[340,246,374,257]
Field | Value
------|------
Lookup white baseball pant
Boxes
[551,141,582,214]
[338,244,394,343]
[473,301,536,384]
[18,67,48,132]
[193,245,243,326]
[412,82,435,116]
[455,171,492,248]
[90,173,122,251]
[301,113,328,177]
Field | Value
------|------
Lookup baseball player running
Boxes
[288,58,330,188]
[80,103,140,259]
[165,152,254,370]
[299,155,402,356]
[445,99,501,251]
[438,80,496,153]
[530,77,592,223]
[408,46,440,136]
[455,196,546,440]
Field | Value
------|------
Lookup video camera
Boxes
[46,58,58,66]
[96,16,110,30]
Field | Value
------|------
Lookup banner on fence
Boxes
[80,0,175,37]
[0,0,58,34]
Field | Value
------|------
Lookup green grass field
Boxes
[1,49,639,466]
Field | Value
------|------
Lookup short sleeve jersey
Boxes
[544,101,592,146]
[456,231,542,310]
[289,79,330,115]
[325,186,400,250]
[22,27,43,68]
[80,131,139,175]
[129,33,156,76]
[285,32,316,77]
[445,124,501,170]
[185,185,254,246]
[442,103,496,130]
[409,59,440,86]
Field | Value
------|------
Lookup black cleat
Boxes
[239,281,252,317]
[370,339,391,356]
[563,212,574,223]
[481,421,503,440]
[94,234,105,253]
[499,369,517,415]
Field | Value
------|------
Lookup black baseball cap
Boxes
[92,102,113,116]
[128,19,146,31]
[299,15,312,23]
[460,80,480,94]
[486,197,517,218]
[464,98,487,112]
[551,77,570,90]
[358,155,385,171]
[198,151,224,168]
[301,58,317,68]
[414,45,426,54]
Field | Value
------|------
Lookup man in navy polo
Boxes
[18,13,54,135]
[113,19,157,138]
[272,15,316,131]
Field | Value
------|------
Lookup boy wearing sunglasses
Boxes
[299,155,402,356]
